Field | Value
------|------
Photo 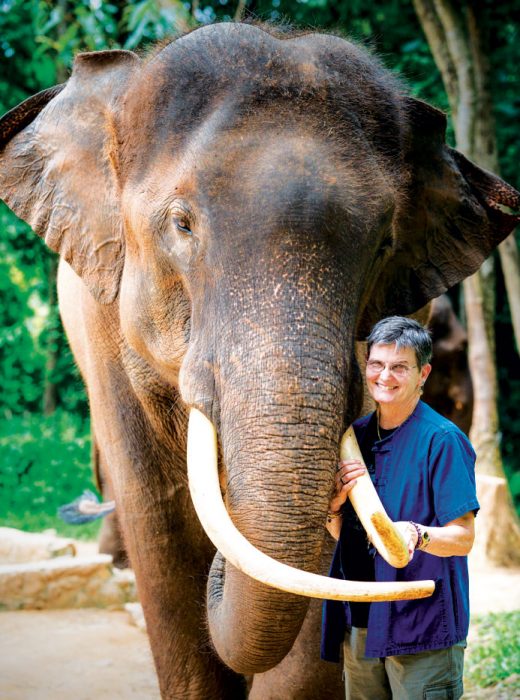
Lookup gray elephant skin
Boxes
[0,21,518,700]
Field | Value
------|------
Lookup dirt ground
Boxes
[0,549,518,700]
[0,608,161,700]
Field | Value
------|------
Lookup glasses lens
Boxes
[390,364,409,377]
[367,361,384,373]
[367,361,414,376]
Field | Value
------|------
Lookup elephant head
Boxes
[1,23,518,678]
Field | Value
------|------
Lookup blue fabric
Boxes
[321,401,479,662]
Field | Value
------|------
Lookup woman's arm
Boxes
[395,512,476,558]
[325,459,366,541]
[332,458,475,559]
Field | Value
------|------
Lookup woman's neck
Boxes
[378,396,420,429]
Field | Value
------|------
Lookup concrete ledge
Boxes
[0,527,76,563]
[0,554,137,610]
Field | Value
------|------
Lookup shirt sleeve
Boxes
[429,429,479,526]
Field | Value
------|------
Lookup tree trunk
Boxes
[464,261,500,475]
[42,254,59,416]
[234,0,247,20]
[498,234,520,354]
[413,0,520,566]
[42,7,70,416]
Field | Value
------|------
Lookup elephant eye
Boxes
[175,218,192,236]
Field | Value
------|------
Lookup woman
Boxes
[321,316,478,700]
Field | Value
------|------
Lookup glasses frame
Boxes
[365,360,418,378]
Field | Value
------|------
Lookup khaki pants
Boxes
[343,627,465,700]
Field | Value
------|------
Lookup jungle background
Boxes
[0,1,518,696]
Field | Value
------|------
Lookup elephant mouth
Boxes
[187,407,434,602]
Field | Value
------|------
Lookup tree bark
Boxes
[234,0,247,21]
[42,254,59,416]
[413,0,520,566]
[464,261,500,475]
[498,234,520,354]
[42,6,71,416]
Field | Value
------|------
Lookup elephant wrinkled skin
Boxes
[1,22,518,700]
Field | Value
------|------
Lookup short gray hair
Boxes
[366,316,432,367]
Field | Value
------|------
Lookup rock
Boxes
[0,554,138,610]
[473,475,520,568]
[125,602,147,631]
[0,527,76,563]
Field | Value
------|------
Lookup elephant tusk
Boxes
[340,426,409,568]
[187,408,434,602]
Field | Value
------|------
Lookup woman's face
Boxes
[366,343,431,408]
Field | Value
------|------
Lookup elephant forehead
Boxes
[127,121,392,236]
[119,23,404,179]
[123,61,397,216]
[195,132,373,217]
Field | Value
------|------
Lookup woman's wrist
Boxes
[327,508,343,523]
[409,521,431,550]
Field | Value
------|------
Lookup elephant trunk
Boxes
[204,348,349,673]
[208,553,310,672]
[179,246,362,673]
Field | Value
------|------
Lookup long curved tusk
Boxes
[187,408,434,602]
[341,427,409,568]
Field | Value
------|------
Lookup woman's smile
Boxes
[366,343,432,426]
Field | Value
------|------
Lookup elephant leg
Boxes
[93,437,129,568]
[87,368,246,698]
[98,509,128,568]
[249,537,344,700]
[58,268,244,699]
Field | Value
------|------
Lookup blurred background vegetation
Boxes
[0,0,518,537]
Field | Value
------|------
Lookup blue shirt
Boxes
[321,401,479,661]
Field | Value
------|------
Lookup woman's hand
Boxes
[328,459,367,513]
[325,459,367,540]
[394,521,419,562]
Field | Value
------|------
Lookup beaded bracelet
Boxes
[327,510,343,524]
[409,521,423,548]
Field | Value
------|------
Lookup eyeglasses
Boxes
[366,360,418,378]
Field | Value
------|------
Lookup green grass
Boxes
[465,611,520,697]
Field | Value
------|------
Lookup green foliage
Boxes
[485,2,520,192]
[500,370,520,509]
[0,205,46,418]
[0,1,191,531]
[0,409,101,539]
[0,0,191,112]
[0,203,88,419]
[465,611,520,693]
[497,260,520,495]
[122,0,191,49]
[34,1,120,64]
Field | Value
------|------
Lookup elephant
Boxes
[1,21,519,700]
[93,439,130,568]
[423,294,473,434]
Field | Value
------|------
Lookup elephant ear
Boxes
[356,97,520,338]
[0,50,140,304]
